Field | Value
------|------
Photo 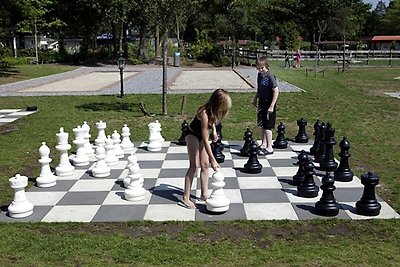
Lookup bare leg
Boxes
[260,128,268,149]
[266,129,273,152]
[183,135,199,208]
[199,142,209,201]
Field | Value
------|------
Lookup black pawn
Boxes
[297,159,319,198]
[178,120,189,145]
[356,172,381,216]
[240,128,253,157]
[273,122,288,149]
[315,172,340,216]
[292,150,308,185]
[211,138,225,163]
[334,137,354,182]
[314,122,327,163]
[309,119,322,155]
[243,141,262,174]
[319,123,338,172]
[294,118,309,143]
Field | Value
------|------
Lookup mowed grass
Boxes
[0,63,399,266]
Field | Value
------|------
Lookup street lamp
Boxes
[117,55,126,98]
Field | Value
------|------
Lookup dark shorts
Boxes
[257,100,276,130]
[187,127,202,141]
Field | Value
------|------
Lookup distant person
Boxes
[252,56,279,155]
[295,49,301,68]
[284,50,291,68]
[182,89,232,209]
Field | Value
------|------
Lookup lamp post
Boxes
[117,55,126,98]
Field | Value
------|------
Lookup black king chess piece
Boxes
[314,122,327,163]
[292,150,308,185]
[240,128,253,157]
[309,119,322,155]
[315,172,340,216]
[294,118,309,143]
[297,158,319,198]
[243,140,262,174]
[178,120,189,145]
[273,122,288,149]
[334,137,354,182]
[356,172,381,216]
[319,123,338,172]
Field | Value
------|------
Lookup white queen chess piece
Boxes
[206,170,230,213]
[36,142,57,188]
[55,127,75,177]
[95,120,107,148]
[72,125,90,166]
[8,174,34,218]
[120,124,135,153]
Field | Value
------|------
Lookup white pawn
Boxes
[206,170,230,213]
[36,142,57,188]
[95,120,107,148]
[120,124,135,153]
[91,146,111,178]
[105,135,119,167]
[112,130,124,158]
[55,127,75,177]
[124,164,147,202]
[72,125,90,166]
[8,174,34,218]
[82,121,95,157]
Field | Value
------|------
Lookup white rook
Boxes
[8,174,34,218]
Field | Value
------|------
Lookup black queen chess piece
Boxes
[309,119,322,155]
[297,158,319,198]
[294,118,309,143]
[334,137,354,182]
[240,128,253,157]
[315,172,340,216]
[178,120,189,145]
[319,123,338,172]
[243,140,262,174]
[273,122,288,149]
[356,172,381,216]
[314,122,327,163]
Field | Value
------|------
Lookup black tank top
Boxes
[189,116,202,134]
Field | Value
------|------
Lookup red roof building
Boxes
[371,36,400,50]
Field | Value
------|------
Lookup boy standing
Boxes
[252,56,279,155]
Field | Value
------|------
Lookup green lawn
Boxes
[0,63,399,266]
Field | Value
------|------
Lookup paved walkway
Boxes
[0,65,302,96]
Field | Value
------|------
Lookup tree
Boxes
[379,0,400,35]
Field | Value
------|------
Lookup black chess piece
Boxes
[297,158,319,198]
[356,172,381,216]
[240,128,253,157]
[314,122,327,163]
[309,120,322,155]
[215,123,224,151]
[292,150,308,185]
[178,120,189,145]
[211,138,225,163]
[273,122,288,149]
[294,118,309,143]
[315,172,340,216]
[334,137,354,182]
[243,140,262,174]
[319,123,338,172]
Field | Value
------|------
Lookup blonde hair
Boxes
[197,89,232,125]
[256,56,269,69]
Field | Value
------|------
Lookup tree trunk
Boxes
[162,32,168,116]
[155,26,161,58]
[342,36,346,72]
[139,22,148,61]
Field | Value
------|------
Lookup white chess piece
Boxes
[206,170,230,212]
[105,135,119,166]
[95,120,107,147]
[123,152,139,187]
[72,125,90,166]
[55,127,75,176]
[91,146,111,178]
[120,124,135,153]
[123,160,143,188]
[36,142,57,188]
[147,120,163,152]
[112,130,124,158]
[82,121,95,157]
[124,164,147,201]
[8,174,34,218]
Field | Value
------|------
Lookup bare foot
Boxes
[181,198,196,209]
[200,194,209,201]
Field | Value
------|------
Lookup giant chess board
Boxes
[1,140,399,222]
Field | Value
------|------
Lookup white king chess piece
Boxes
[206,170,230,213]
[8,174,34,218]
[36,142,57,188]
[55,127,75,176]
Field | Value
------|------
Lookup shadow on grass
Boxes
[0,64,19,78]
[76,102,138,112]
